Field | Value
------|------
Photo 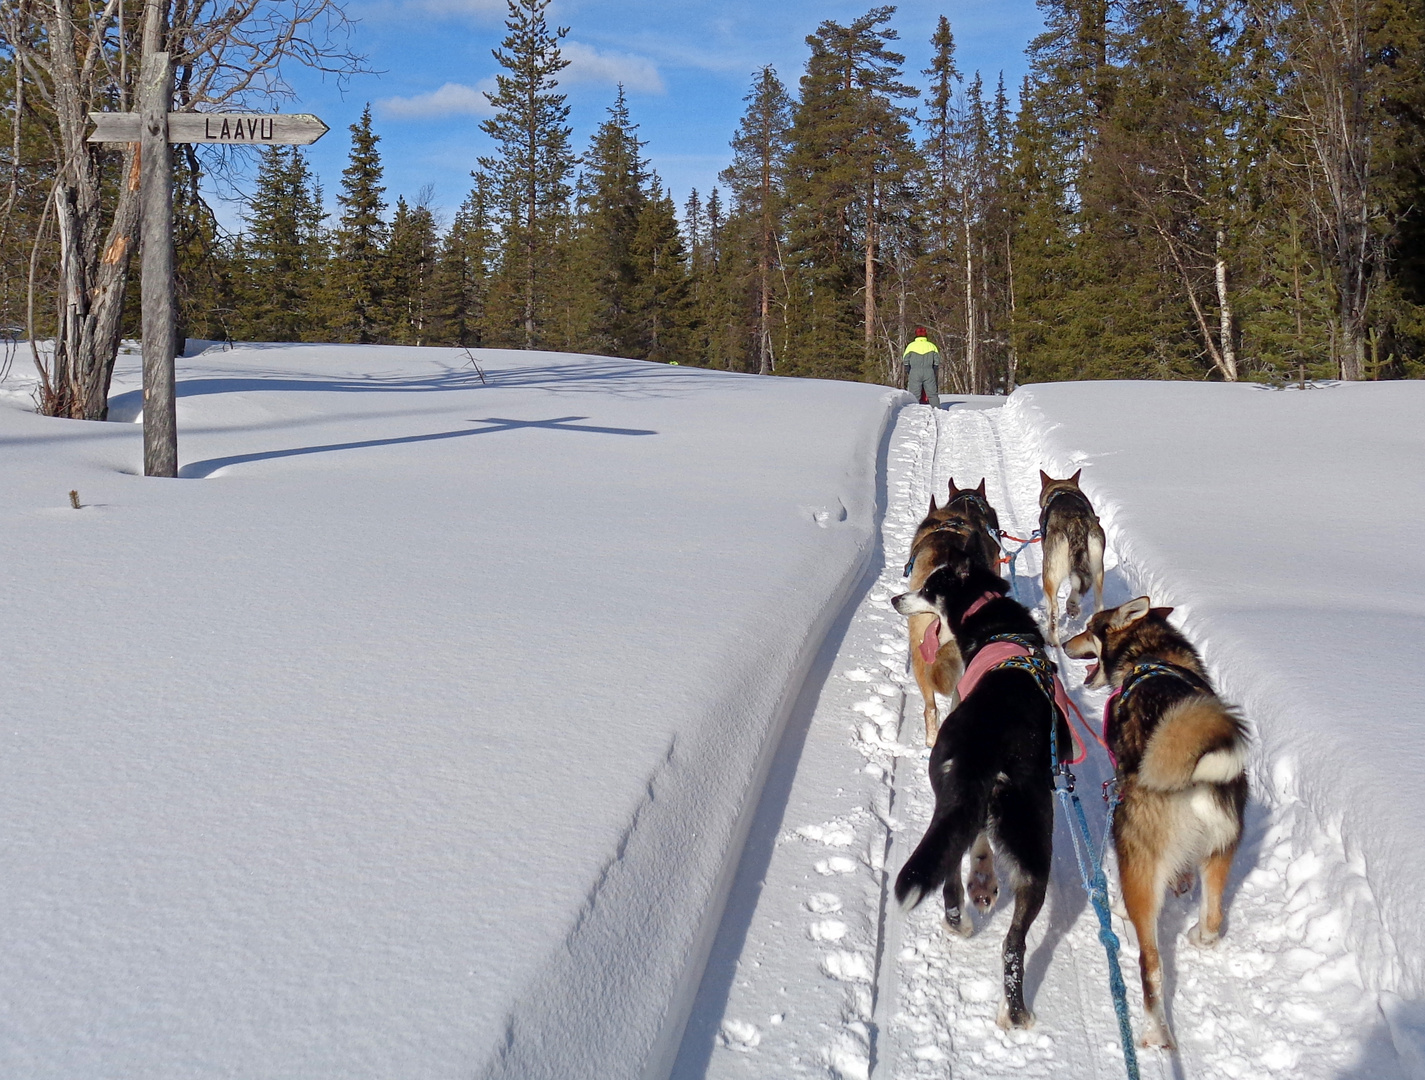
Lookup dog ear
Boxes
[927,495,938,513]
[946,477,958,495]
[1039,469,1051,488]
[976,478,987,496]
[1070,468,1082,484]
[1109,596,1152,628]
[1149,606,1175,620]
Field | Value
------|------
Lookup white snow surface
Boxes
[7,348,1425,1078]
[0,343,903,1079]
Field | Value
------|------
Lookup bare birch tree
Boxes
[0,0,363,418]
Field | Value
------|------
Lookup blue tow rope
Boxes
[1050,719,1141,1080]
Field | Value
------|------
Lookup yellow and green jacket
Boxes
[903,336,939,369]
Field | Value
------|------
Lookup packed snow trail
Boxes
[675,399,1397,1080]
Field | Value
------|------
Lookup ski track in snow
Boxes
[685,401,1394,1080]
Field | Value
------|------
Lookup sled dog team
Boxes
[892,470,1248,1050]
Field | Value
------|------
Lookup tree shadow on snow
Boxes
[109,349,767,422]
[177,416,657,478]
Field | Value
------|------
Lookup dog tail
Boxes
[1139,696,1248,791]
[895,814,958,910]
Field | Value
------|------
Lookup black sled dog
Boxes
[1039,469,1105,645]
[892,563,1075,1030]
[1063,599,1248,1049]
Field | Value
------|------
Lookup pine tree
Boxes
[478,0,574,347]
[721,66,794,375]
[328,105,388,343]
[783,7,918,380]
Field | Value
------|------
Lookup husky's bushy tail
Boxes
[1140,697,1249,790]
[895,803,981,908]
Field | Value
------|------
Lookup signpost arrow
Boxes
[87,111,329,145]
[86,98,327,476]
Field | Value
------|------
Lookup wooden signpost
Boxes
[87,64,327,478]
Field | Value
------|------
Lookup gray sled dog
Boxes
[1039,469,1106,645]
[1063,599,1248,1050]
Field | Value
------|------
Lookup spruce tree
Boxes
[630,178,694,362]
[431,173,496,347]
[571,86,648,357]
[385,194,440,346]
[478,0,574,347]
[328,105,388,344]
[244,145,326,342]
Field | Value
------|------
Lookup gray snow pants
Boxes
[905,363,940,408]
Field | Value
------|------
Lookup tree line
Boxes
[4,0,1423,421]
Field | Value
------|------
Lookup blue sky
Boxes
[215,0,1046,232]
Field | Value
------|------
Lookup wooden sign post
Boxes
[88,90,327,477]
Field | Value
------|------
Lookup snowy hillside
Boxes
[3,347,1422,1079]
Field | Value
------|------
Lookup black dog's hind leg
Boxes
[991,786,1054,1029]
[998,873,1048,1029]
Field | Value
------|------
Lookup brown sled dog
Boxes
[1039,469,1105,645]
[903,478,1002,746]
[1063,599,1248,1049]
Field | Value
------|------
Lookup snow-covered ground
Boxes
[0,343,901,1079]
[4,345,1422,1078]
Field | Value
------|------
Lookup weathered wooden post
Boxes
[88,82,326,478]
[139,50,177,478]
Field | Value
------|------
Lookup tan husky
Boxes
[1064,599,1248,1049]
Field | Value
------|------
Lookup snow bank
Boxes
[0,344,903,1078]
[1005,381,1425,1037]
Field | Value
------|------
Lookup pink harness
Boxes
[955,642,1087,764]
[914,590,1103,766]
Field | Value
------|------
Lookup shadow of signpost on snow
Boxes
[177,416,658,478]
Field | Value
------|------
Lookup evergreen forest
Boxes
[4,0,1425,410]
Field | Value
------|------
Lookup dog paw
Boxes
[942,910,974,939]
[996,999,1035,1030]
[1066,599,1081,618]
[1139,1023,1175,1050]
[1187,921,1221,949]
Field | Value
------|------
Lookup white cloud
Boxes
[561,41,665,95]
[378,81,497,119]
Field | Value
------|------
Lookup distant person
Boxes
[903,327,941,408]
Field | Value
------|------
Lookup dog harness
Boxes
[955,632,1087,764]
[1037,486,1091,540]
[1101,659,1212,768]
[902,517,983,578]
